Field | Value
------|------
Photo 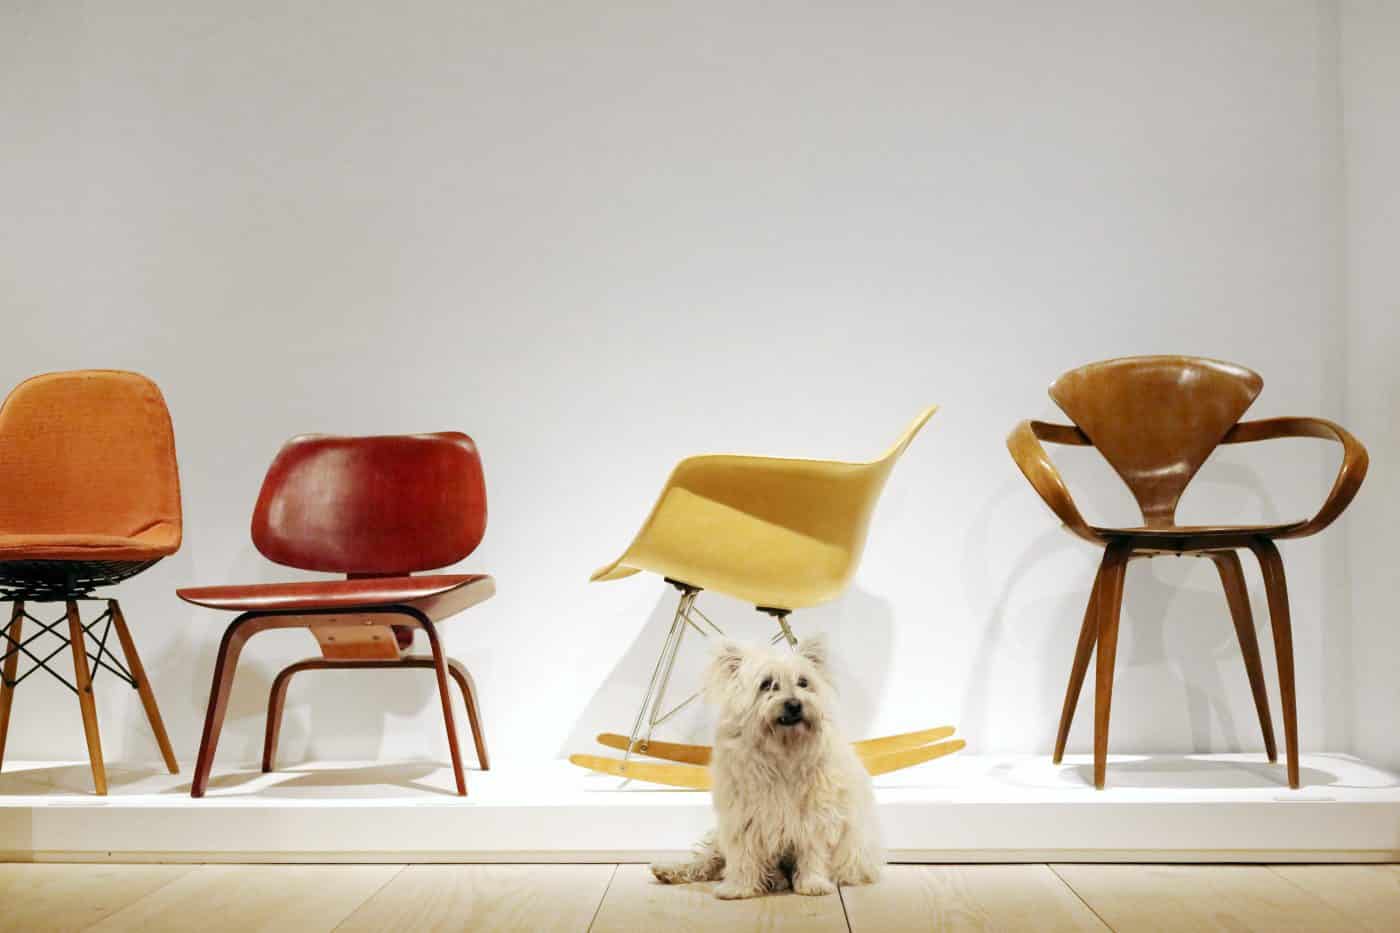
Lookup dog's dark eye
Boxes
[797,677,809,689]
[759,677,773,692]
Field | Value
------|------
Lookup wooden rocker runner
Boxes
[569,407,965,789]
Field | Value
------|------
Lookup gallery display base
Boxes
[0,753,1395,863]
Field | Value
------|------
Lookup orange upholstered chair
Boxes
[0,370,182,794]
[178,433,493,798]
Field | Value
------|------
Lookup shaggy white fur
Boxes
[651,636,883,899]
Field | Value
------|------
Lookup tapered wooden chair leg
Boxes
[1209,551,1277,763]
[0,603,23,771]
[447,659,490,771]
[1054,571,1101,764]
[1250,538,1300,788]
[107,600,179,775]
[1093,543,1131,790]
[420,619,467,795]
[191,617,254,798]
[262,660,307,773]
[65,601,107,796]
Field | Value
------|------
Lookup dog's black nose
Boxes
[783,699,803,718]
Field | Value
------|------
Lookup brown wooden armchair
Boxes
[1008,356,1367,789]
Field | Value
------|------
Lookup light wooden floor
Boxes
[2,862,1397,932]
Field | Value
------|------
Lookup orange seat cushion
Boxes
[176,573,495,623]
[0,524,180,562]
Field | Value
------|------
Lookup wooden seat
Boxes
[1008,356,1368,789]
[179,432,494,798]
[177,574,493,618]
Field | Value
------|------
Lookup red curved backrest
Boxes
[251,433,486,575]
[1049,355,1262,527]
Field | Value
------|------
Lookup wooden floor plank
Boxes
[1269,865,1400,933]
[335,864,615,933]
[840,864,1107,932]
[1053,864,1358,933]
[87,864,401,933]
[590,863,848,933]
[0,863,193,933]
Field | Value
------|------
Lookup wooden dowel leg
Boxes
[1054,570,1101,764]
[107,600,179,774]
[0,603,23,772]
[1093,543,1131,790]
[1249,537,1300,789]
[1209,551,1277,763]
[191,616,254,798]
[66,601,107,796]
[447,659,490,771]
[420,619,467,795]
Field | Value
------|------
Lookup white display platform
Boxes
[0,753,1396,863]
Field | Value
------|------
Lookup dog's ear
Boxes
[798,634,828,671]
[704,640,747,703]
[711,640,746,681]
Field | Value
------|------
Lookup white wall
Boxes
[1341,0,1400,773]
[0,1,1374,774]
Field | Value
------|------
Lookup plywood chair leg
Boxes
[1054,570,1101,764]
[1092,543,1131,790]
[191,615,254,798]
[1209,551,1277,763]
[0,602,23,771]
[107,600,179,775]
[1249,537,1300,788]
[65,601,107,796]
[262,659,308,773]
[420,617,467,796]
[446,659,489,770]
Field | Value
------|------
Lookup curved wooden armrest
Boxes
[1221,417,1369,538]
[1007,421,1101,543]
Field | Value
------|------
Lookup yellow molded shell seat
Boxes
[591,406,937,610]
[572,405,965,788]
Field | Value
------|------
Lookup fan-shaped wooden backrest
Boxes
[1049,356,1262,527]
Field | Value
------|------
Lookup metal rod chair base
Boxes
[571,588,964,788]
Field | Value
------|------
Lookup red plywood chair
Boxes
[178,433,493,797]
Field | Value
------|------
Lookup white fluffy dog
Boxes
[651,636,883,899]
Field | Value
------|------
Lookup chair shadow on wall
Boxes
[959,462,1289,762]
[166,544,468,796]
[558,585,896,762]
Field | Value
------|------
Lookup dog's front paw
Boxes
[714,881,763,900]
[793,873,837,896]
[650,863,684,884]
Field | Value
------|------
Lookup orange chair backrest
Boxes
[1049,356,1262,527]
[251,433,487,576]
[0,370,182,544]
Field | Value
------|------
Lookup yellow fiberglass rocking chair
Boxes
[570,406,964,788]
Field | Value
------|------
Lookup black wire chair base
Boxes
[0,602,138,694]
[0,559,160,602]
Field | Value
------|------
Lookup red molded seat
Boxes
[177,573,493,619]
